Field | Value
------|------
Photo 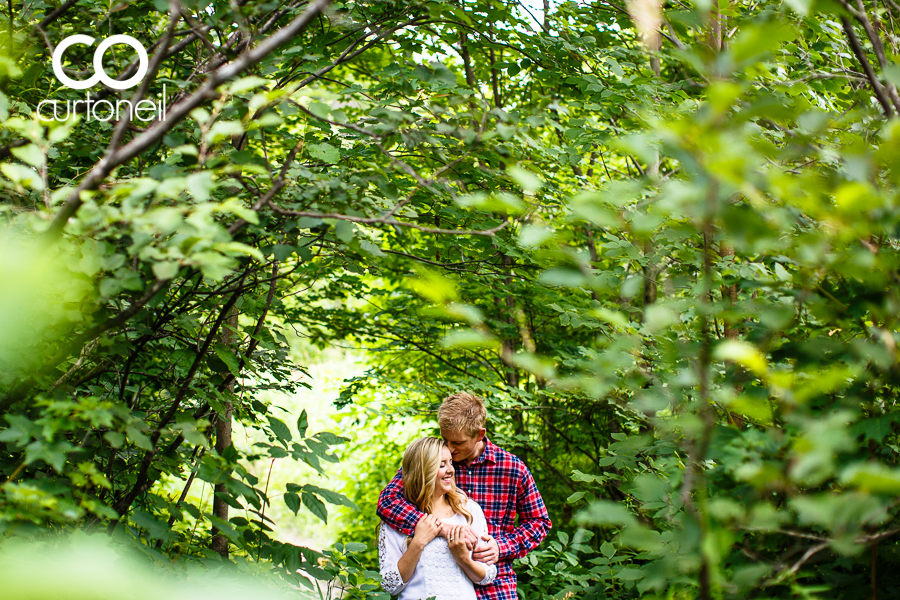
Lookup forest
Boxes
[1,0,899,597]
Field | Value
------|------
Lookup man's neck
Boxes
[464,440,486,466]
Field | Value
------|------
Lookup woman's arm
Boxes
[469,503,498,585]
[448,524,488,583]
[378,523,409,595]
[395,537,428,584]
[381,514,442,591]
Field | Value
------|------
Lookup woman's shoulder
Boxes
[378,520,407,540]
[464,497,485,515]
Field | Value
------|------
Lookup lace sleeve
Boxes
[477,563,497,586]
[378,522,408,594]
[468,500,498,586]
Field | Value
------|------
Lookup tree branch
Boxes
[43,0,334,241]
[840,16,895,117]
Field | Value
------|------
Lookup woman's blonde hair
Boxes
[402,436,471,523]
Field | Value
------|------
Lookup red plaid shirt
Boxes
[376,438,551,600]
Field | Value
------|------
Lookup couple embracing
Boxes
[377,392,551,600]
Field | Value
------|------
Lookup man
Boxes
[377,392,551,600]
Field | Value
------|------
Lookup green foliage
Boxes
[0,534,294,599]
[2,0,900,596]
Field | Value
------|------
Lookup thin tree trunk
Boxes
[708,0,722,51]
[643,26,661,310]
[871,541,878,600]
[720,245,739,339]
[211,307,239,558]
[500,254,525,461]
[460,31,475,87]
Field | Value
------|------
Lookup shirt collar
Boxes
[467,436,497,466]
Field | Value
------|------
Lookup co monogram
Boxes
[51,34,148,90]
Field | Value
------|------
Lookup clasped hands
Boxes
[439,520,499,565]
[412,515,499,565]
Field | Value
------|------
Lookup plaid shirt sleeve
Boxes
[493,463,551,560]
[376,467,423,536]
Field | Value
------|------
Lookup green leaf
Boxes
[24,440,71,472]
[104,432,125,448]
[359,240,384,257]
[440,329,498,350]
[1,163,43,190]
[214,491,243,510]
[539,269,587,288]
[334,220,355,242]
[152,261,179,281]
[884,64,900,89]
[518,224,555,248]
[714,340,767,377]
[127,427,153,450]
[208,120,243,144]
[840,463,900,495]
[406,267,458,302]
[600,541,616,558]
[284,492,301,515]
[11,144,43,168]
[566,491,586,503]
[214,344,241,377]
[308,143,341,164]
[507,165,542,193]
[773,262,791,282]
[267,416,292,443]
[303,484,360,510]
[131,509,173,541]
[576,501,637,526]
[186,172,215,201]
[228,76,269,94]
[215,198,259,224]
[297,409,308,438]
[302,492,328,523]
[783,0,812,15]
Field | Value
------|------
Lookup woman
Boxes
[378,436,497,599]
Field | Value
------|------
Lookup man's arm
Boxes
[376,468,423,537]
[493,465,551,560]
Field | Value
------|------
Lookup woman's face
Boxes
[435,445,454,496]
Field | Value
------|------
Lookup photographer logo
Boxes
[39,34,167,122]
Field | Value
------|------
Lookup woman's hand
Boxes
[447,524,471,562]
[412,514,442,547]
[448,524,488,583]
[395,516,440,585]
[440,521,479,550]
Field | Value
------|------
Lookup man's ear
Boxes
[474,428,486,442]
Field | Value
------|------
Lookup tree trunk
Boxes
[500,254,525,461]
[211,307,239,558]
[708,0,722,51]
[643,27,661,310]
[720,244,739,340]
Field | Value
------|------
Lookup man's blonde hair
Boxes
[438,392,486,436]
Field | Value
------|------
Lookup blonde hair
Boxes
[401,436,471,523]
[438,392,486,436]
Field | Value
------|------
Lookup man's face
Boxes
[441,427,485,463]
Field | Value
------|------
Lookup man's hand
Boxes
[472,535,499,565]
[439,522,479,550]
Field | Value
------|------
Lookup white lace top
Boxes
[378,499,497,599]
